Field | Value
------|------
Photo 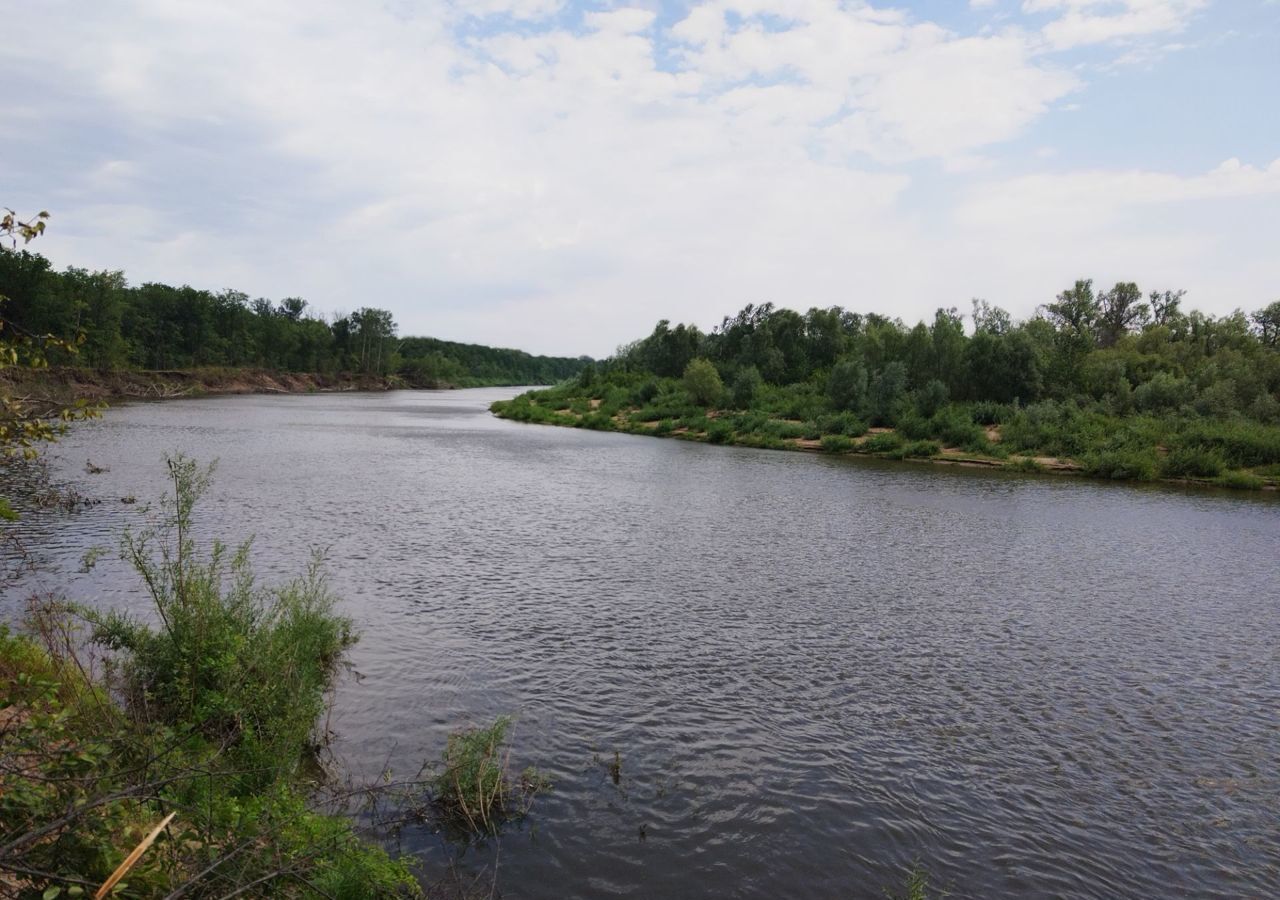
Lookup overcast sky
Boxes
[3,1,1277,357]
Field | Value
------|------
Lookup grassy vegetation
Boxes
[431,716,549,840]
[492,369,1280,491]
[1,456,419,897]
[1,456,547,897]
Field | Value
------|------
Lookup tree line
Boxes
[612,283,1280,422]
[0,249,589,385]
[496,282,1280,487]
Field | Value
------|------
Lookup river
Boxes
[4,388,1278,898]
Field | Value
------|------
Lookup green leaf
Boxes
[44,887,63,900]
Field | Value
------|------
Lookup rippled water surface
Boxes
[4,389,1279,898]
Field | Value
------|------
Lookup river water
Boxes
[3,388,1278,899]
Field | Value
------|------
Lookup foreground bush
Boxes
[1,457,420,898]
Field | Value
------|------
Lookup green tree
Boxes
[730,365,762,408]
[827,356,867,412]
[683,357,724,406]
[1097,281,1148,348]
[868,361,908,425]
[1252,300,1280,347]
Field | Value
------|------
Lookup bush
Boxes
[914,380,949,418]
[814,411,868,437]
[633,378,660,405]
[868,362,908,425]
[1160,446,1225,479]
[1082,447,1158,481]
[895,411,932,441]
[1193,379,1239,418]
[820,434,853,453]
[683,358,724,407]
[707,421,734,444]
[970,400,1013,426]
[1214,470,1265,490]
[827,357,868,412]
[761,419,808,440]
[902,440,941,458]
[857,432,904,454]
[1175,420,1280,467]
[730,365,762,409]
[931,407,988,451]
[1133,371,1193,413]
[433,716,548,838]
[1248,391,1280,424]
[89,457,353,787]
[1,460,422,898]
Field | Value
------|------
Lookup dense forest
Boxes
[495,285,1280,488]
[0,250,588,386]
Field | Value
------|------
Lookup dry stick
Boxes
[160,835,258,900]
[0,861,99,889]
[94,811,176,899]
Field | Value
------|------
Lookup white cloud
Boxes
[1023,0,1208,49]
[0,0,1271,355]
[957,158,1280,227]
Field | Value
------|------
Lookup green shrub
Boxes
[707,421,734,444]
[1160,446,1225,479]
[761,419,808,440]
[633,378,660,405]
[433,716,548,838]
[970,401,1013,425]
[654,418,675,435]
[730,365,763,409]
[902,440,941,458]
[914,380,949,418]
[821,434,853,453]
[827,357,868,412]
[895,411,932,441]
[2,460,422,898]
[1175,420,1280,467]
[815,411,868,437]
[858,432,904,454]
[88,457,353,788]
[1133,371,1193,413]
[931,407,988,451]
[1214,470,1265,490]
[1082,447,1158,481]
[683,358,724,407]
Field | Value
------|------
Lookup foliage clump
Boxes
[432,716,548,839]
[1,457,420,897]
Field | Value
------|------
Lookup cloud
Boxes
[1023,0,1209,49]
[0,0,1271,355]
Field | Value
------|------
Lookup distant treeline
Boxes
[0,250,590,386]
[496,284,1280,487]
[609,286,1280,418]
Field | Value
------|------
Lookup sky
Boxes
[3,1,1278,358]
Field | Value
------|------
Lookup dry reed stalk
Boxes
[94,811,176,899]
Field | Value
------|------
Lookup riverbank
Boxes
[492,385,1280,492]
[1,365,411,408]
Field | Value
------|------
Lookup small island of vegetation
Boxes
[493,287,1280,490]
